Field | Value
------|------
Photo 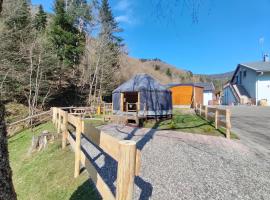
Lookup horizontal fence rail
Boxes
[52,107,141,200]
[195,104,232,139]
[7,110,52,136]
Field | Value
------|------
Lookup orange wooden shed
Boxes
[167,84,203,107]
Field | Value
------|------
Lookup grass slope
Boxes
[8,122,99,200]
[144,109,238,139]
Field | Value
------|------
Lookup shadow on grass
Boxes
[70,180,101,200]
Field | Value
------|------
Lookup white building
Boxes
[222,55,270,105]
[195,82,215,105]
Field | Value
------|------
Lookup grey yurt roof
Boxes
[113,73,169,93]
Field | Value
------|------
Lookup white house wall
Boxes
[257,72,270,104]
[203,91,213,105]
[234,66,257,99]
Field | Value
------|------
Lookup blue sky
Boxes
[32,0,270,74]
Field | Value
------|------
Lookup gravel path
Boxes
[80,124,270,200]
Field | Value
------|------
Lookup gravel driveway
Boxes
[81,124,270,200]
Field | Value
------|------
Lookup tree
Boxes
[0,101,17,200]
[97,0,122,99]
[49,0,85,87]
[33,5,47,31]
[166,68,172,77]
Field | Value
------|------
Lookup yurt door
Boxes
[123,92,138,112]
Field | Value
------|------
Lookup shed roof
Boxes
[113,73,169,93]
[240,61,270,72]
[194,82,215,92]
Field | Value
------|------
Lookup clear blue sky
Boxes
[32,0,270,74]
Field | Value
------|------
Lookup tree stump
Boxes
[28,130,56,154]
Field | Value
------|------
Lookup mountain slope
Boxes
[119,55,233,90]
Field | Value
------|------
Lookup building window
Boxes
[243,70,247,77]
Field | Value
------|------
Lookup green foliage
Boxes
[33,5,47,31]
[154,64,160,71]
[166,68,172,77]
[49,0,85,66]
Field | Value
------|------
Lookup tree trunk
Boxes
[0,102,17,200]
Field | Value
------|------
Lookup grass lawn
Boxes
[144,109,238,139]
[8,122,100,200]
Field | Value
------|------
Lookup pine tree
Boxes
[66,0,92,33]
[33,5,47,31]
[98,0,123,96]
[49,0,85,87]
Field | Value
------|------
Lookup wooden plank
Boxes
[226,109,231,139]
[215,109,219,129]
[7,110,51,127]
[207,107,216,113]
[217,108,226,115]
[68,114,78,127]
[74,117,82,178]
[116,141,136,200]
[62,111,68,149]
[135,150,141,176]
[80,151,116,200]
[83,123,120,161]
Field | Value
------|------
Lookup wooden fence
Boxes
[195,104,232,139]
[7,110,52,136]
[52,107,141,200]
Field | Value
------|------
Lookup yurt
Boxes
[112,74,172,118]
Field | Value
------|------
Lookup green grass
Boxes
[9,122,100,200]
[144,109,238,139]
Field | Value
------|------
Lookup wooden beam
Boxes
[226,109,231,139]
[80,147,116,200]
[120,93,124,112]
[116,140,136,200]
[74,117,82,178]
[83,123,120,161]
[62,111,68,149]
[215,109,219,129]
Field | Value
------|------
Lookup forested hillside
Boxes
[0,0,232,113]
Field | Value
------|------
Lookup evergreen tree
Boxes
[49,0,85,86]
[98,0,123,96]
[67,0,92,33]
[166,68,172,77]
[33,5,47,31]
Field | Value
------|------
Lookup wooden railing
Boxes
[52,107,141,200]
[195,104,232,139]
[7,110,52,136]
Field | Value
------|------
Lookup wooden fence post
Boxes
[116,140,136,200]
[57,108,61,134]
[199,104,202,116]
[62,111,68,149]
[226,109,231,139]
[205,106,208,120]
[215,109,219,129]
[74,116,82,178]
[52,107,56,125]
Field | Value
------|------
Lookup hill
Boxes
[119,55,233,90]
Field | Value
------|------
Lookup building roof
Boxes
[194,82,215,92]
[240,61,270,72]
[113,73,169,93]
[166,82,214,91]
